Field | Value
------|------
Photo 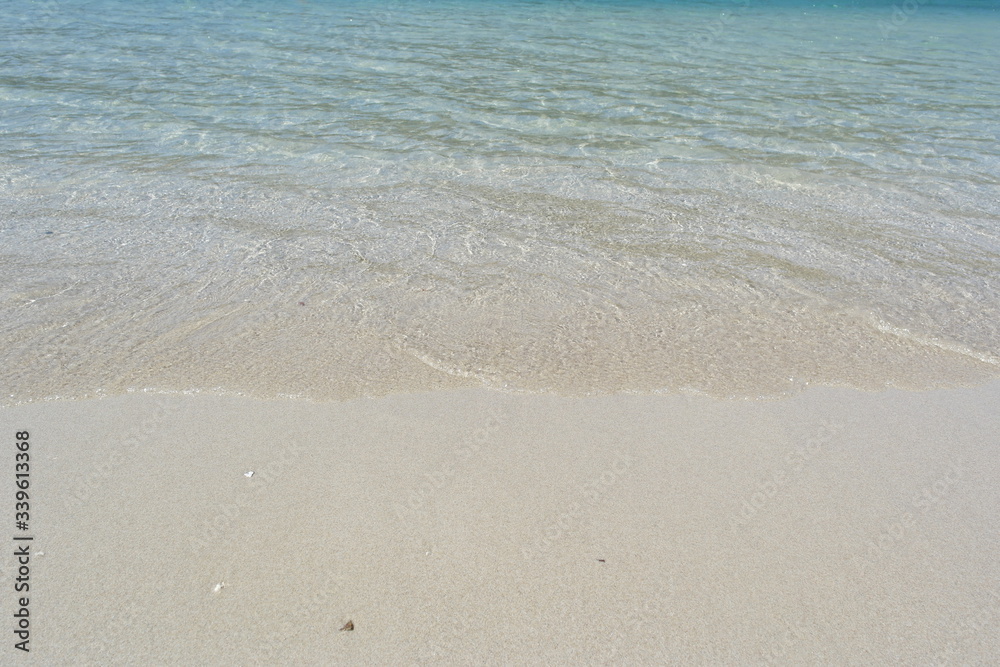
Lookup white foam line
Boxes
[401,344,485,381]
[399,343,530,393]
[872,318,1000,367]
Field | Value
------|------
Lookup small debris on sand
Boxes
[340,620,354,632]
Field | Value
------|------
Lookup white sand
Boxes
[3,382,999,664]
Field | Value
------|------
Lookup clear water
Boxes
[2,0,999,403]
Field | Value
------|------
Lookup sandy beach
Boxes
[4,0,1000,664]
[3,381,997,664]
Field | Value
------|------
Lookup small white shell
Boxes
[213,582,226,593]
[244,471,254,478]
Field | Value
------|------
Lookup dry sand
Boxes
[2,381,999,665]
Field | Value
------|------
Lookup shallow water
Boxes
[2,0,999,403]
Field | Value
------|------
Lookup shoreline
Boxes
[3,380,998,663]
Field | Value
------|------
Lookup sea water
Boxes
[2,0,999,402]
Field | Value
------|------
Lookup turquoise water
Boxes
[2,0,999,402]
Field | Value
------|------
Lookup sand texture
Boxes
[2,382,999,665]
